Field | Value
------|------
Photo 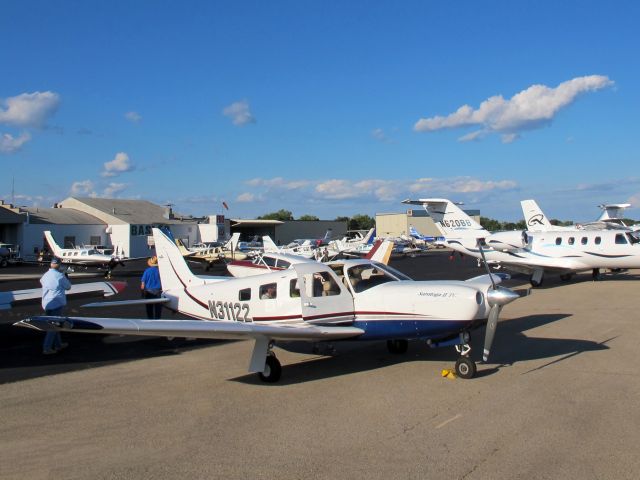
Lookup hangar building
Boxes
[376,207,481,238]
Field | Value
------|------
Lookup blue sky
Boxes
[1,1,638,221]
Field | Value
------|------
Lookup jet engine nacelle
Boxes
[485,230,527,252]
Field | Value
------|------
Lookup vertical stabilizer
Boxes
[521,199,555,231]
[262,236,279,253]
[43,231,64,258]
[224,232,241,252]
[152,228,203,291]
[402,199,488,239]
[366,240,394,265]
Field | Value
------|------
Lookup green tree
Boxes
[349,214,375,231]
[298,214,319,221]
[258,209,294,221]
[480,217,501,231]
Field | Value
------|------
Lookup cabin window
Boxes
[581,237,588,245]
[289,279,300,298]
[262,256,277,268]
[239,288,251,301]
[73,252,79,256]
[277,260,291,269]
[615,234,628,245]
[555,237,562,245]
[259,283,277,300]
[568,237,575,245]
[595,237,601,245]
[627,233,640,244]
[309,271,341,297]
[347,264,395,293]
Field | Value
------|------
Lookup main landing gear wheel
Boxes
[455,357,477,379]
[258,354,282,383]
[387,339,408,354]
[529,276,543,288]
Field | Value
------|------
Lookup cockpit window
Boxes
[615,233,628,245]
[346,264,397,293]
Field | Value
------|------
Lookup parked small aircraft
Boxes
[42,231,140,278]
[16,228,521,382]
[227,239,395,278]
[403,198,640,287]
[175,233,247,269]
[262,236,316,258]
[293,229,333,247]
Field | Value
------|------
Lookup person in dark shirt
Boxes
[140,256,162,319]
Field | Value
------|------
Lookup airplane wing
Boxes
[0,281,126,311]
[15,316,365,342]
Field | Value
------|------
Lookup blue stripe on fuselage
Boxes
[353,319,474,340]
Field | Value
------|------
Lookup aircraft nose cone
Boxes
[487,286,520,307]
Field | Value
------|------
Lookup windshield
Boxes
[346,263,399,293]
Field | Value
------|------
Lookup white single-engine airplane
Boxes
[403,198,640,287]
[43,231,138,278]
[16,228,521,382]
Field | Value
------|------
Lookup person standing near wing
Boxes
[141,256,163,319]
[40,257,71,354]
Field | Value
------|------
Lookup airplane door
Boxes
[293,263,355,324]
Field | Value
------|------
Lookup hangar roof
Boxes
[23,207,104,225]
[59,197,197,225]
[0,206,23,224]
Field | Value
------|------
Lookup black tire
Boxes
[387,339,409,354]
[529,275,543,288]
[0,258,8,268]
[455,357,477,379]
[258,354,282,383]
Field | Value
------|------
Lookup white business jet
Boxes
[523,199,640,232]
[16,227,521,382]
[402,198,640,287]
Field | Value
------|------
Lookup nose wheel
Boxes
[454,343,477,379]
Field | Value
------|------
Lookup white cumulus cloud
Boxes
[124,111,142,123]
[103,182,128,197]
[102,152,134,177]
[0,91,61,128]
[70,180,96,197]
[237,192,256,203]
[414,75,613,142]
[223,100,256,126]
[0,132,31,153]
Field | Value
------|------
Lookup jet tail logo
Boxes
[527,214,545,226]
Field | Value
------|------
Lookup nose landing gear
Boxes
[454,343,477,379]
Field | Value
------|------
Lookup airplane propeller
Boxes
[477,239,520,362]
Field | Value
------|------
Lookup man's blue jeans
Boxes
[43,306,64,351]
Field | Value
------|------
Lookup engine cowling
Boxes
[485,230,527,252]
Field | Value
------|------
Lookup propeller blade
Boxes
[483,304,502,362]
[476,239,496,289]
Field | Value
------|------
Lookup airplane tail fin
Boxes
[323,229,333,242]
[43,231,64,258]
[262,236,279,253]
[409,225,421,238]
[152,228,203,291]
[363,227,376,245]
[174,238,192,256]
[597,203,632,221]
[224,232,241,251]
[521,199,557,231]
[366,240,394,265]
[402,199,488,239]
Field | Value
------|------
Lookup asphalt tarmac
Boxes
[1,253,639,479]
